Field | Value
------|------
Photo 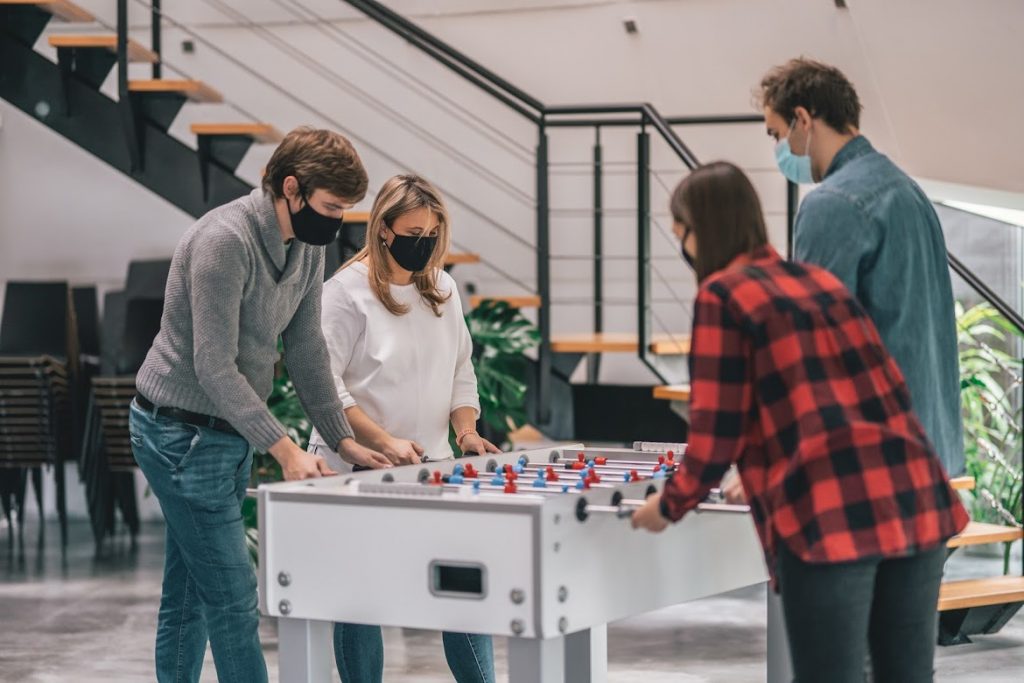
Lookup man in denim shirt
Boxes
[758,59,963,475]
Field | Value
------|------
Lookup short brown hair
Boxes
[758,58,862,133]
[670,162,768,282]
[262,126,368,203]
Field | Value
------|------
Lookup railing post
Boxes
[786,180,798,259]
[536,122,552,423]
[636,126,651,367]
[588,126,604,384]
[151,0,162,79]
[117,0,128,98]
[116,0,141,170]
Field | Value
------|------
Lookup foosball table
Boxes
[256,442,792,682]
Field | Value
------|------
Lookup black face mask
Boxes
[681,228,697,273]
[290,191,343,246]
[385,226,437,272]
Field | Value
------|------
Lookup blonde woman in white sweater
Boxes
[308,174,498,682]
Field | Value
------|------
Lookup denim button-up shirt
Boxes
[793,136,964,474]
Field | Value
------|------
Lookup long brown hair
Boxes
[342,174,452,317]
[670,162,769,282]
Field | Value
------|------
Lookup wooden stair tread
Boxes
[653,384,691,401]
[128,79,222,103]
[470,295,542,309]
[445,252,481,265]
[938,576,1024,611]
[550,332,690,355]
[0,1,95,22]
[190,123,283,143]
[949,476,975,491]
[48,35,158,63]
[947,522,1024,549]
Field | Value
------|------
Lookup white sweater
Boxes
[307,261,480,470]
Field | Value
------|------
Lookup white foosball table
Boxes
[256,443,793,682]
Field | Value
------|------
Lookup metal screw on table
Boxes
[558,586,568,603]
[278,572,291,587]
[558,617,568,633]
[554,542,561,552]
[510,588,525,605]
[510,619,525,635]
[279,600,292,616]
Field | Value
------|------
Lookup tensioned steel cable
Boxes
[198,0,534,208]
[121,0,538,291]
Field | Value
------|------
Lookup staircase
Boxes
[0,0,266,216]
[939,476,1024,644]
[2,0,1020,645]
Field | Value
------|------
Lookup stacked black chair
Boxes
[0,281,77,547]
[81,260,170,550]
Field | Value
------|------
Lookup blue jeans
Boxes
[334,622,494,683]
[129,400,267,683]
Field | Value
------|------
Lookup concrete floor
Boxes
[1,520,1021,682]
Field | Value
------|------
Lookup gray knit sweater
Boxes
[136,188,353,452]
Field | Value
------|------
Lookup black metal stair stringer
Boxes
[0,32,252,219]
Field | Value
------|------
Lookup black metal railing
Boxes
[339,0,766,418]
[108,0,1019,427]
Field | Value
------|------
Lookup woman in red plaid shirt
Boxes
[632,162,968,682]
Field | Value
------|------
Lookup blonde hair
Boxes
[343,174,452,317]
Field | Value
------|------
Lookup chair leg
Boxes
[0,483,13,545]
[55,460,68,549]
[14,468,28,547]
[30,468,44,515]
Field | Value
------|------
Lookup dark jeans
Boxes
[333,622,494,683]
[776,543,947,683]
[129,400,267,683]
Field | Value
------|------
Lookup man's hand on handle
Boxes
[270,437,340,481]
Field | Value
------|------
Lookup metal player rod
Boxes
[544,457,682,467]
[519,466,676,479]
[516,466,672,479]
[583,499,750,518]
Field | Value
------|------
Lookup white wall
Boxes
[0,101,193,315]
[3,0,1023,520]
[5,0,1021,376]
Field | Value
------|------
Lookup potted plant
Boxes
[957,300,1023,573]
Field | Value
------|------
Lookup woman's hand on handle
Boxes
[379,436,425,465]
[460,433,501,456]
[338,438,392,469]
[631,492,670,533]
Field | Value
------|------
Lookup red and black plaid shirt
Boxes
[662,246,968,567]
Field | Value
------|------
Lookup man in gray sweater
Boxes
[129,127,389,683]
